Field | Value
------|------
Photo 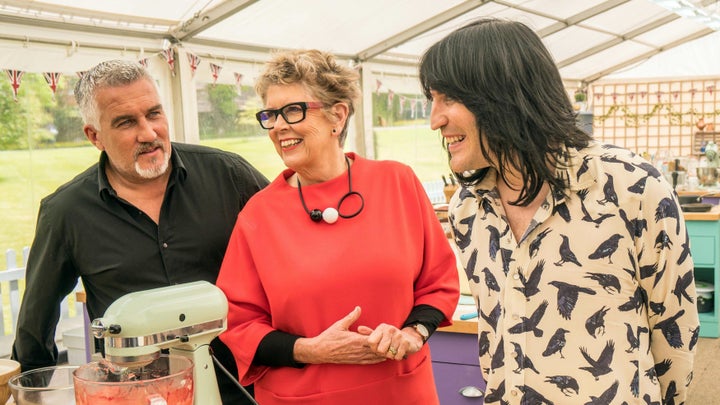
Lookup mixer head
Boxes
[91,281,228,366]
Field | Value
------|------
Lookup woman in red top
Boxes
[216,49,459,404]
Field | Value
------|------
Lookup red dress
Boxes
[217,153,460,404]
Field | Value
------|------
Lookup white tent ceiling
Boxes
[2,0,719,85]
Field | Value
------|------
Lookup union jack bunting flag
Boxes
[209,63,222,85]
[76,71,88,79]
[43,72,62,96]
[161,48,175,76]
[138,58,149,68]
[5,69,24,101]
[234,72,243,95]
[186,52,201,77]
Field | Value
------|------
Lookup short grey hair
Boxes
[74,59,158,128]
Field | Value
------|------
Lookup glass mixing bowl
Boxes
[8,365,78,405]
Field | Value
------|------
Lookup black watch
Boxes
[411,323,430,343]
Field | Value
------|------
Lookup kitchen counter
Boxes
[683,204,720,220]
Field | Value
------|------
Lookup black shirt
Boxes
[12,142,269,404]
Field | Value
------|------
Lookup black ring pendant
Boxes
[297,156,364,224]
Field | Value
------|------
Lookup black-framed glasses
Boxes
[255,101,324,129]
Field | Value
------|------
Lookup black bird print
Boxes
[689,326,700,351]
[577,154,593,181]
[553,201,571,223]
[601,153,636,172]
[516,385,554,405]
[490,337,504,372]
[588,234,624,264]
[652,358,673,378]
[654,309,686,348]
[643,393,661,405]
[677,241,691,265]
[654,230,673,251]
[585,306,610,338]
[479,331,491,357]
[481,267,501,296]
[514,260,545,300]
[585,380,619,405]
[529,228,551,258]
[543,328,570,358]
[549,280,596,320]
[545,375,579,396]
[510,342,540,374]
[596,173,619,206]
[633,161,662,178]
[458,187,475,201]
[483,380,505,403]
[486,225,502,261]
[464,249,478,281]
[618,285,646,314]
[508,300,548,337]
[500,248,514,275]
[481,303,502,331]
[555,234,582,266]
[624,323,649,352]
[648,300,666,317]
[631,360,640,397]
[663,380,678,405]
[585,272,621,294]
[627,175,650,195]
[655,197,681,235]
[619,208,647,238]
[578,189,615,227]
[652,263,666,288]
[623,248,638,278]
[452,213,476,250]
[579,340,615,380]
[480,198,497,220]
[671,270,694,305]
[644,364,658,383]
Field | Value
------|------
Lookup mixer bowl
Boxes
[697,167,719,186]
[73,354,193,405]
[9,365,77,405]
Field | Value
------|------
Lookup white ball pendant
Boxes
[322,207,339,224]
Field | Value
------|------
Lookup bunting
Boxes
[186,52,201,77]
[138,58,149,68]
[43,72,62,96]
[5,69,24,101]
[234,72,243,95]
[209,63,222,85]
[387,90,394,108]
[375,79,382,95]
[161,48,175,76]
[76,71,88,79]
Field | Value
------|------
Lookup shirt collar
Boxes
[97,143,185,198]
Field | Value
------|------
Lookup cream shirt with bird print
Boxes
[449,141,699,405]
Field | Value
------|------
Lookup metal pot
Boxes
[697,167,719,186]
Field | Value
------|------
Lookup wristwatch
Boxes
[411,323,430,344]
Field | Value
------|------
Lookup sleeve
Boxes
[637,182,699,403]
[216,216,276,385]
[11,202,80,371]
[406,168,460,327]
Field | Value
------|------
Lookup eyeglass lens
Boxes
[258,103,306,129]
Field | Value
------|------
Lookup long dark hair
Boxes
[419,18,592,206]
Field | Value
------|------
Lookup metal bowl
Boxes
[697,167,719,186]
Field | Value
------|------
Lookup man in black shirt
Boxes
[11,59,269,404]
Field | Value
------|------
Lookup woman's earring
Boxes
[332,129,337,133]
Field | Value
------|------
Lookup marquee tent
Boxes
[1,0,719,155]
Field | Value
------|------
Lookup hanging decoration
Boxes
[209,63,222,85]
[375,79,382,95]
[387,90,394,108]
[43,72,62,97]
[138,58,149,68]
[76,71,88,79]
[186,52,201,78]
[5,69,24,101]
[161,48,175,76]
[234,72,243,95]
[399,96,405,115]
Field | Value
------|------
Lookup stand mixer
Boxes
[90,281,228,405]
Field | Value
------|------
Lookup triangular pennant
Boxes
[76,71,88,79]
[234,72,243,95]
[161,48,175,76]
[43,72,62,96]
[138,58,149,68]
[5,69,24,101]
[209,63,222,85]
[186,52,201,78]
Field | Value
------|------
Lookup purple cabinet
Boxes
[429,331,485,404]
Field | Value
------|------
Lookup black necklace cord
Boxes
[297,155,364,223]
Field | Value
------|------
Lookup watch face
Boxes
[415,323,429,340]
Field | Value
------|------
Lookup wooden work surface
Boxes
[683,204,720,221]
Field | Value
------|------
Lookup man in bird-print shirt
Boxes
[419,18,699,404]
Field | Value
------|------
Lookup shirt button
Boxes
[511,389,518,396]
[512,314,520,320]
[511,351,518,358]
[162,243,168,248]
[512,273,520,280]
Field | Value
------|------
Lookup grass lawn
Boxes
[0,126,448,258]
